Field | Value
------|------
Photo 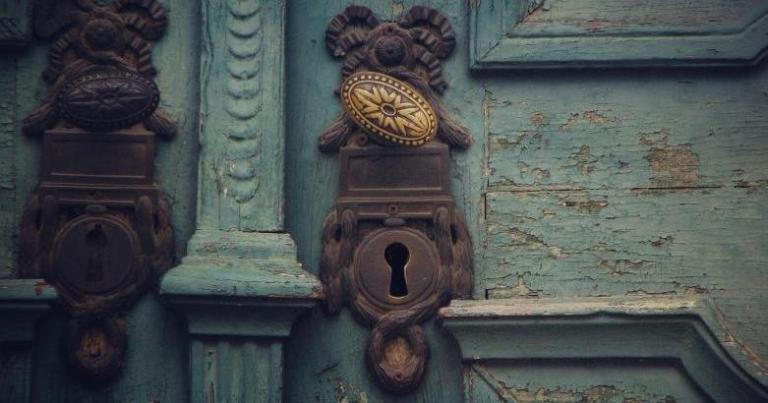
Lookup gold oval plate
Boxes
[341,72,437,146]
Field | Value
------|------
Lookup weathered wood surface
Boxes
[285,1,768,401]
[191,339,283,403]
[0,279,55,403]
[441,297,768,402]
[0,58,16,279]
[481,66,768,386]
[471,0,768,68]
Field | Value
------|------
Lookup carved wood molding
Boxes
[219,0,262,203]
[441,297,768,402]
[470,0,768,69]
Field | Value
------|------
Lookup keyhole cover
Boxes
[53,215,138,294]
[354,228,439,309]
[385,243,409,297]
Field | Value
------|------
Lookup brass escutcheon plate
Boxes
[341,72,437,146]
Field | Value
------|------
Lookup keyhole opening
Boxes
[385,243,409,298]
[85,224,108,282]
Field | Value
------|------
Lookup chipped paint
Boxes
[600,259,654,276]
[558,110,613,131]
[569,145,594,175]
[530,112,547,128]
[647,144,699,188]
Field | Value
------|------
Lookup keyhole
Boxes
[85,224,108,282]
[385,243,409,297]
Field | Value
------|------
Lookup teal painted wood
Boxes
[465,362,704,403]
[190,338,282,403]
[440,297,768,402]
[0,279,54,403]
[160,1,321,402]
[196,0,286,232]
[0,279,55,341]
[285,309,465,403]
[470,0,768,68]
[0,58,17,279]
[161,231,320,301]
[480,65,768,384]
[30,295,188,403]
[0,0,30,47]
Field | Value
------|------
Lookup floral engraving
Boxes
[342,72,436,146]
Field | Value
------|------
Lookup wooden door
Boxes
[1,1,767,402]
[283,1,768,402]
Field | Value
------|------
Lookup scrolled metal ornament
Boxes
[17,0,176,384]
[318,5,473,395]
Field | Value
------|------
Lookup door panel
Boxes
[284,0,768,402]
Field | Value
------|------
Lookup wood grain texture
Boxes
[471,0,768,68]
[191,338,282,403]
[0,59,16,279]
[480,66,768,385]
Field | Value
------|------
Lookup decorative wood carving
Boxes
[220,0,263,203]
[17,0,175,384]
[319,5,472,394]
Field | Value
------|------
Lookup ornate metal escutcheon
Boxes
[319,5,473,394]
[17,0,175,383]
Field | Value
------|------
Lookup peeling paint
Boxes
[569,145,595,175]
[558,110,613,131]
[647,144,700,188]
[530,111,546,128]
[500,384,675,403]
[600,259,654,276]
[559,194,608,214]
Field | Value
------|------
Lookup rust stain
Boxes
[647,144,700,188]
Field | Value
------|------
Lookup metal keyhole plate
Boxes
[354,228,439,308]
[53,215,138,294]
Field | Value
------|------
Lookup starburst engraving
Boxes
[342,72,436,146]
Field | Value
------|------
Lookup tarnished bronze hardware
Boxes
[319,5,473,394]
[17,0,175,383]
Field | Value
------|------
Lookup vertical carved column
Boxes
[159,1,320,401]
